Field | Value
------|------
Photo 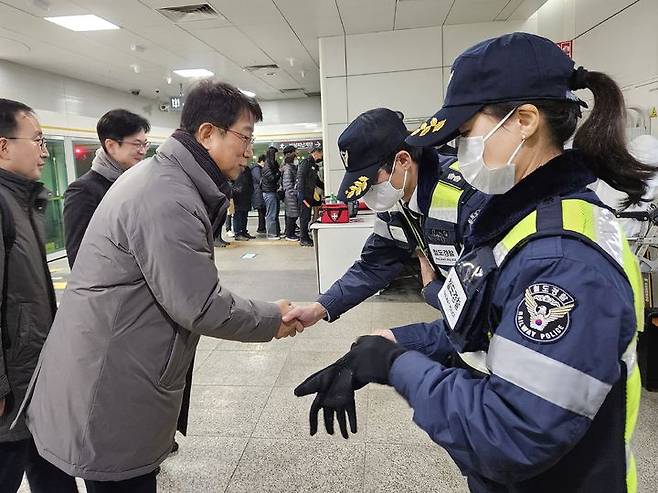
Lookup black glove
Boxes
[346,335,407,386]
[294,336,407,439]
[294,355,362,439]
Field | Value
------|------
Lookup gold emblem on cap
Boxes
[346,176,369,199]
[410,117,446,137]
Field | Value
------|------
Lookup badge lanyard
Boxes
[397,200,436,273]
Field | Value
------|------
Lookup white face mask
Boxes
[457,107,525,195]
[362,161,407,212]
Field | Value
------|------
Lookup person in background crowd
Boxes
[281,144,300,241]
[232,164,254,241]
[297,145,323,246]
[20,80,303,493]
[251,154,267,236]
[215,181,233,247]
[261,145,282,240]
[64,109,150,268]
[0,99,78,493]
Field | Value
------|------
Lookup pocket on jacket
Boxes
[158,329,197,390]
[7,303,32,361]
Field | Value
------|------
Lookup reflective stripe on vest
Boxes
[491,198,642,493]
[428,162,464,223]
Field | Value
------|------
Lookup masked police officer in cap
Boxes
[295,32,652,493]
[283,108,486,328]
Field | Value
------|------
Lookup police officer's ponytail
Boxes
[486,68,654,208]
[572,68,654,207]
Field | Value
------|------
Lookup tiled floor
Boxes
[19,218,658,492]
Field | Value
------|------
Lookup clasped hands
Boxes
[275,301,329,339]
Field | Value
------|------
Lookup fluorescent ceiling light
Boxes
[45,15,120,32]
[173,69,214,78]
[240,89,256,98]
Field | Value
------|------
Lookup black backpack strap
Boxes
[0,192,15,348]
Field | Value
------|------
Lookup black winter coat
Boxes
[282,162,299,217]
[63,170,112,268]
[0,168,56,442]
[251,165,265,209]
[232,167,253,211]
[297,156,324,203]
[261,162,281,193]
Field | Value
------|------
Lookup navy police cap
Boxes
[336,108,408,202]
[406,32,585,147]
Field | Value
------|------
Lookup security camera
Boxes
[130,89,141,96]
[155,89,160,94]
[159,104,169,112]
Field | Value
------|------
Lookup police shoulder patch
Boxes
[515,282,576,343]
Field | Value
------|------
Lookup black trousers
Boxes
[233,210,249,235]
[298,199,312,241]
[256,207,266,233]
[0,438,78,493]
[84,470,157,493]
[284,215,298,238]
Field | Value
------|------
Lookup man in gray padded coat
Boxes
[17,80,302,492]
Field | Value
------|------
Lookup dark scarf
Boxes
[172,129,232,199]
[466,150,599,249]
[172,129,232,237]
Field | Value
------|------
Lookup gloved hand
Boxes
[346,335,408,386]
[294,357,361,438]
[294,336,407,439]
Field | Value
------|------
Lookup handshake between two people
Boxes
[274,301,330,339]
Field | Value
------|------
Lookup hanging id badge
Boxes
[437,246,498,352]
[438,267,467,330]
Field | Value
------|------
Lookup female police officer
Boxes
[295,32,653,493]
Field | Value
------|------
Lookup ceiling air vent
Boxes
[157,4,219,23]
[243,64,279,72]
[280,88,306,97]
[304,91,320,97]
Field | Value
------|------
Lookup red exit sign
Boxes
[556,40,573,59]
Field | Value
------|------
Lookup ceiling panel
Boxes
[188,26,274,67]
[207,0,280,27]
[494,0,525,20]
[1,0,86,17]
[506,0,551,21]
[394,0,453,30]
[336,0,396,35]
[445,0,509,25]
[137,25,217,56]
[274,0,343,38]
[241,19,320,81]
[73,0,172,29]
[301,36,320,65]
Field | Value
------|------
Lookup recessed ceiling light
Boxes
[44,15,120,32]
[240,89,256,98]
[173,68,214,78]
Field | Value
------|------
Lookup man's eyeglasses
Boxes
[225,128,255,149]
[3,135,48,151]
[118,140,151,151]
